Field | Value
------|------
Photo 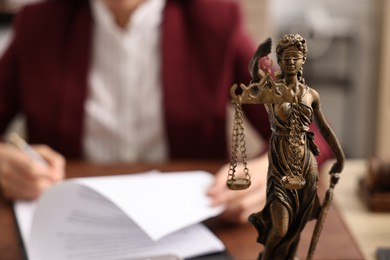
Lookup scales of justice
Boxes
[226,34,345,260]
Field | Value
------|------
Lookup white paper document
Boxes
[14,170,225,260]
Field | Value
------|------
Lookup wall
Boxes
[241,0,272,43]
[375,0,390,159]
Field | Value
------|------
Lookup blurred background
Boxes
[0,0,388,160]
[0,1,388,259]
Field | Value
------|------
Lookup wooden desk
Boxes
[0,161,364,259]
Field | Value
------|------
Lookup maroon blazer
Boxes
[0,0,332,164]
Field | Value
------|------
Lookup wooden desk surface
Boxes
[0,161,364,259]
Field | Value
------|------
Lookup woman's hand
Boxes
[207,154,268,224]
[0,143,65,200]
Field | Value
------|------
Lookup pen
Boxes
[7,132,48,167]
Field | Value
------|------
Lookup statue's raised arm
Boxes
[231,38,295,105]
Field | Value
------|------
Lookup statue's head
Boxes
[276,34,308,64]
[275,34,307,81]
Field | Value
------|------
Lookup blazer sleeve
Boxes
[0,21,21,134]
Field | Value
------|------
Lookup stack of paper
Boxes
[14,170,225,260]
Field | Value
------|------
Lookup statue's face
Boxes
[279,47,305,75]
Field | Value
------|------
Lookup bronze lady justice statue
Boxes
[228,34,345,259]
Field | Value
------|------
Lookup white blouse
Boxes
[83,0,168,162]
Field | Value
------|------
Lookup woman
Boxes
[0,0,275,223]
[234,34,345,259]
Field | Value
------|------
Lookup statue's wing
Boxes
[248,37,272,83]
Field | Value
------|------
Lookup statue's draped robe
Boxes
[250,87,322,259]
